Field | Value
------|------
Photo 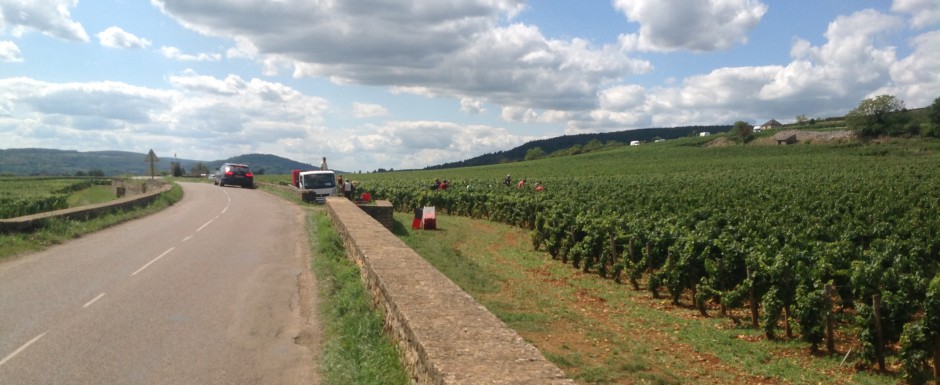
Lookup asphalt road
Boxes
[0,182,319,385]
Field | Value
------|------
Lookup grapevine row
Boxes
[356,165,940,382]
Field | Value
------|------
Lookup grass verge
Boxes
[66,185,117,207]
[308,210,409,385]
[0,183,183,261]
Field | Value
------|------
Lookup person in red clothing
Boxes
[412,206,423,229]
[516,178,526,189]
[535,181,544,191]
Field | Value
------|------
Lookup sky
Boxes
[1,1,939,172]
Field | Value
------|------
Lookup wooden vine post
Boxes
[873,294,886,372]
[933,334,939,385]
[646,242,659,299]
[629,238,639,290]
[748,265,759,328]
[825,284,836,353]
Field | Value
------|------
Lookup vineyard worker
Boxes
[517,178,526,189]
[320,156,328,170]
[343,179,354,200]
[535,182,544,192]
[504,174,512,187]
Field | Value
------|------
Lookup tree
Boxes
[730,121,754,143]
[524,147,546,161]
[190,162,210,176]
[846,95,906,136]
[925,96,940,138]
[796,114,809,125]
[170,162,184,177]
[583,139,603,152]
[930,97,940,126]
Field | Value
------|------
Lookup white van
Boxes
[298,170,336,203]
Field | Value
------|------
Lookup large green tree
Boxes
[846,94,906,136]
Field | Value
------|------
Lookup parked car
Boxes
[214,163,254,188]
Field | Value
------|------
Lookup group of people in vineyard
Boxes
[504,174,544,191]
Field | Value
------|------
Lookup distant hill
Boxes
[426,125,729,169]
[0,148,317,176]
[207,153,318,175]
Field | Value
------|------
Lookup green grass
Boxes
[308,210,409,385]
[66,185,117,207]
[0,183,184,261]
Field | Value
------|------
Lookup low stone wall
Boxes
[358,200,394,231]
[0,183,173,232]
[325,197,572,385]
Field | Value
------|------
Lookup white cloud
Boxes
[97,26,151,49]
[564,8,935,133]
[0,0,89,42]
[501,106,540,123]
[880,30,940,106]
[0,74,330,163]
[758,10,903,101]
[614,0,767,52]
[0,40,22,62]
[892,0,940,29]
[343,120,536,170]
[151,0,650,112]
[352,102,387,118]
[460,98,486,114]
[160,46,221,61]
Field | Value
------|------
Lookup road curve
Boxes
[0,182,319,385]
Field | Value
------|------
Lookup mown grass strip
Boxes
[66,185,117,207]
[308,211,409,385]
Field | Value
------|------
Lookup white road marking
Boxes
[131,247,175,276]
[197,219,214,232]
[0,332,47,368]
[182,235,193,242]
[83,293,106,308]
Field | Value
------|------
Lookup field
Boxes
[260,135,940,383]
[0,177,111,219]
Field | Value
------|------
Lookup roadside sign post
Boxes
[144,149,160,180]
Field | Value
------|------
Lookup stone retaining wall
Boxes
[0,183,172,232]
[325,197,573,385]
[357,200,394,231]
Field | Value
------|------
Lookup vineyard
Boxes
[262,136,940,383]
[0,177,110,219]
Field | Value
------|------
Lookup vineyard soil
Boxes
[393,212,895,385]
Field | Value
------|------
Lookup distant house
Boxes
[761,119,783,130]
[630,140,641,146]
[753,125,763,133]
[699,132,711,137]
